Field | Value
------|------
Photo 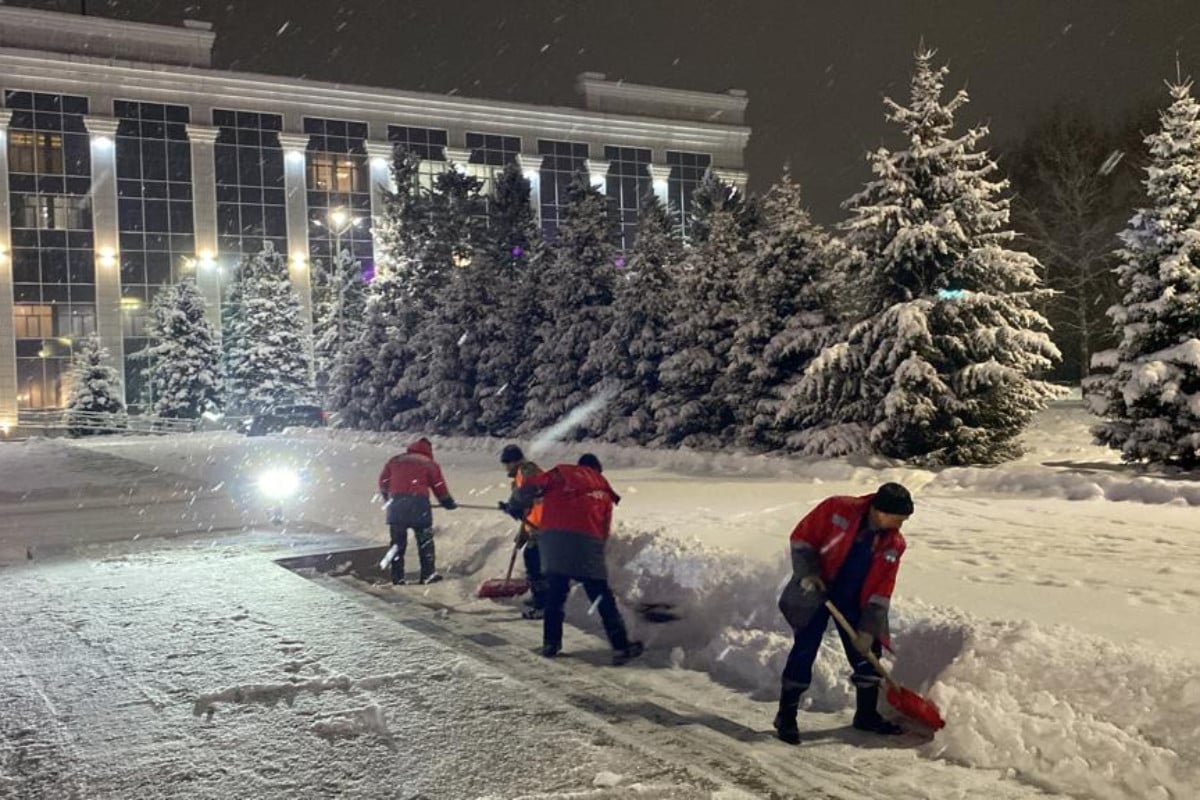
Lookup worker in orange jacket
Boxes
[774,482,913,744]
[499,444,547,618]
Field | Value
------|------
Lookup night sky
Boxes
[13,0,1200,222]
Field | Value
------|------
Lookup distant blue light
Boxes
[614,256,627,268]
[511,246,524,258]
[938,288,968,300]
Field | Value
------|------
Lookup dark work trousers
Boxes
[543,573,630,652]
[522,540,547,609]
[782,531,882,691]
[389,523,436,583]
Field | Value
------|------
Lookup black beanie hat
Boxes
[577,453,603,473]
[871,482,914,515]
[499,444,524,464]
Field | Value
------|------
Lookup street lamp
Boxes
[325,206,361,259]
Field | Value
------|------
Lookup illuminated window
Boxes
[304,118,372,267]
[9,131,65,174]
[308,152,363,193]
[14,305,52,338]
[11,194,91,230]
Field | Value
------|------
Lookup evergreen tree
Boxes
[653,205,747,447]
[328,150,426,429]
[66,333,125,435]
[585,193,682,444]
[312,247,366,403]
[1088,81,1200,468]
[727,171,836,450]
[522,175,618,434]
[687,168,743,244]
[400,167,487,432]
[143,278,222,418]
[330,269,405,429]
[474,163,546,435]
[222,243,312,414]
[789,48,1059,465]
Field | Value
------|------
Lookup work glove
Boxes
[499,501,524,521]
[440,496,458,510]
[799,575,826,593]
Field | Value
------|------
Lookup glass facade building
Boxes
[0,8,748,418]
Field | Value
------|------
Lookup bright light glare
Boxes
[257,468,300,500]
[201,410,224,422]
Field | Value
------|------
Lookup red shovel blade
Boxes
[476,577,529,599]
[886,685,946,731]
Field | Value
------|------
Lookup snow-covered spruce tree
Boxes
[653,203,748,447]
[143,278,222,418]
[726,171,837,450]
[521,174,618,435]
[222,243,312,415]
[312,247,366,403]
[328,150,425,429]
[584,193,682,444]
[786,48,1060,465]
[473,163,547,435]
[400,167,487,433]
[1087,81,1200,468]
[330,269,406,430]
[686,168,758,245]
[66,333,125,435]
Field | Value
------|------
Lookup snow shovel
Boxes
[824,599,946,731]
[476,542,529,599]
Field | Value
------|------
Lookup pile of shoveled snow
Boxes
[595,532,1199,800]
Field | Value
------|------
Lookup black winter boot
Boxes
[773,684,804,745]
[852,685,903,735]
[612,641,644,666]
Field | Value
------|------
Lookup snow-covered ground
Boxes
[3,399,1198,799]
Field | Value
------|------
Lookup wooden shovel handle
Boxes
[824,599,899,692]
[503,542,521,581]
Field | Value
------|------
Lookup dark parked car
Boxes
[243,404,328,436]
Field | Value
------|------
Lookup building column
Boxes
[364,140,396,224]
[443,146,472,176]
[185,124,222,332]
[585,158,610,191]
[714,167,749,196]
[278,132,314,383]
[516,152,543,228]
[648,163,672,208]
[83,115,125,407]
[0,110,16,430]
